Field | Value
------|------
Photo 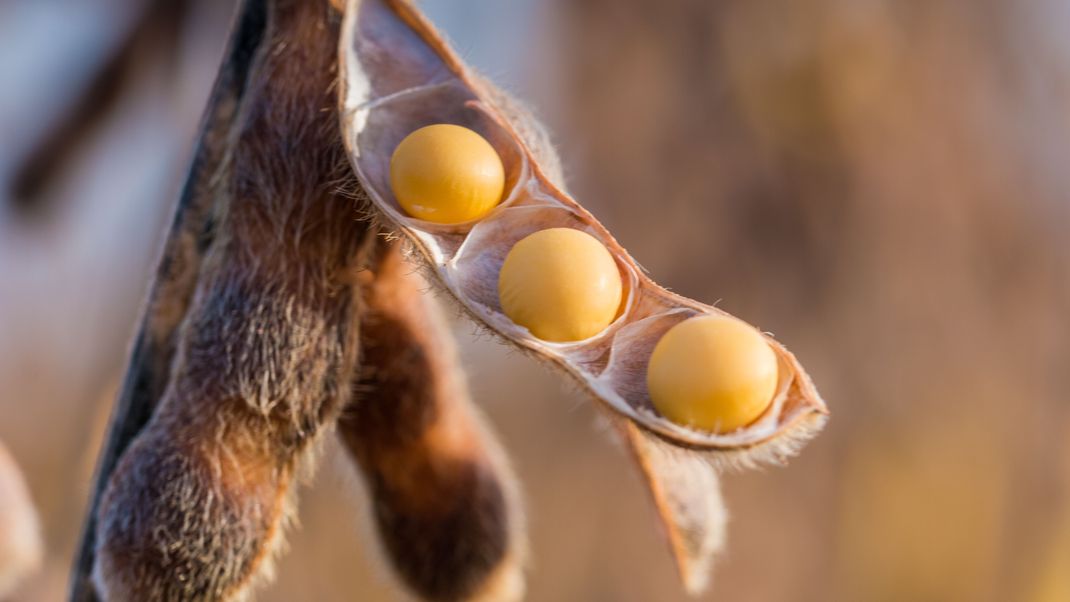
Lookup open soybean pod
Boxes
[338,0,828,592]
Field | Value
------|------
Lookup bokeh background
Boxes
[2,0,1069,600]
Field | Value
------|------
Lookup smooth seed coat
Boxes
[390,124,505,224]
[647,315,778,433]
[498,228,623,342]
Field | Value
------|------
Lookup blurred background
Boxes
[1,0,1068,600]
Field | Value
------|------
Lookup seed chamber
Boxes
[339,0,826,454]
[451,201,638,357]
[348,81,528,237]
[594,307,800,448]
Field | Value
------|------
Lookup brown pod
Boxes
[339,238,524,602]
[93,1,369,600]
[69,0,265,597]
[337,0,827,590]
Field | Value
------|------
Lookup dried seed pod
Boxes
[73,2,532,600]
[339,238,525,602]
[338,0,828,589]
[93,2,371,600]
[339,0,826,460]
[620,423,726,595]
[71,0,267,597]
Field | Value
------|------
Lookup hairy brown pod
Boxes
[76,2,525,601]
[93,1,368,599]
[69,0,264,598]
[339,238,524,602]
[86,2,368,598]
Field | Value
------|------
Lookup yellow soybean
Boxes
[498,228,623,342]
[390,124,504,224]
[647,315,777,433]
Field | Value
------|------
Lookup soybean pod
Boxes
[338,0,827,590]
